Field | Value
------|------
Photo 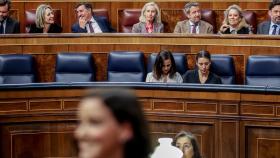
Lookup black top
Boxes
[29,23,62,33]
[183,69,222,84]
[222,26,250,34]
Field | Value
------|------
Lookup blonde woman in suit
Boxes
[132,2,163,33]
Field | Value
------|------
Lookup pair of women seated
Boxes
[146,50,222,84]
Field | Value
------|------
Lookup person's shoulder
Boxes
[176,19,188,25]
[258,20,270,26]
[183,69,196,78]
[210,72,222,83]
[201,20,213,27]
[7,17,19,24]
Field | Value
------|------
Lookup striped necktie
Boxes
[272,25,277,35]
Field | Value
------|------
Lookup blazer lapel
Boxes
[5,18,12,34]
[185,21,190,33]
[140,22,147,33]
[199,22,206,34]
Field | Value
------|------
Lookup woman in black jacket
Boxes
[29,4,62,33]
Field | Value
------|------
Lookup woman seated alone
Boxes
[146,50,183,83]
[173,131,202,158]
[219,4,252,34]
[29,4,62,33]
[183,50,222,84]
[132,2,163,33]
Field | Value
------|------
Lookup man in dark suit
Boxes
[0,0,20,34]
[71,3,114,33]
[257,0,280,35]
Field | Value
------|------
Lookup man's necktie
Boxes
[0,21,4,34]
[192,23,197,34]
[272,24,277,35]
[88,21,94,33]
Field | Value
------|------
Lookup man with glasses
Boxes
[0,0,20,34]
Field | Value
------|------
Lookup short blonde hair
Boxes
[139,2,161,23]
[35,4,52,28]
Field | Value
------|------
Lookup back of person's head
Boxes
[82,88,151,158]
[153,50,177,80]
[75,2,93,11]
[173,131,202,158]
[196,50,211,62]
[139,2,161,23]
[0,0,11,10]
[269,0,280,10]
[184,2,200,14]
[35,4,52,28]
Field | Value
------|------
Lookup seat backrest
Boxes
[242,11,257,34]
[119,9,141,33]
[246,56,280,86]
[55,53,94,82]
[181,9,217,33]
[107,51,145,82]
[25,9,61,33]
[92,9,109,19]
[210,55,236,84]
[0,54,35,84]
[147,53,188,75]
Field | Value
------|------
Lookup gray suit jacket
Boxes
[257,21,270,34]
[174,20,213,34]
[5,17,20,34]
[132,22,164,33]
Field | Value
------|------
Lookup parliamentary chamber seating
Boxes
[211,55,236,84]
[107,51,146,82]
[55,53,95,82]
[245,55,280,87]
[2,53,280,86]
[0,54,35,84]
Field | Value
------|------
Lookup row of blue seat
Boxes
[0,52,279,86]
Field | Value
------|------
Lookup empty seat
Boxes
[147,52,188,75]
[242,11,257,34]
[119,9,141,33]
[211,55,236,84]
[55,53,95,82]
[0,54,35,84]
[246,56,280,87]
[107,51,145,82]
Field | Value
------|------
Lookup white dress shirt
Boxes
[86,17,102,33]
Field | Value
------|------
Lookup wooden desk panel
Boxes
[0,85,279,158]
[0,34,279,84]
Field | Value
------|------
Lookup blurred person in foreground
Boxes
[75,88,151,158]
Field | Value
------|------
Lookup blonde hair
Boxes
[35,4,52,28]
[139,2,161,23]
[222,4,250,29]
